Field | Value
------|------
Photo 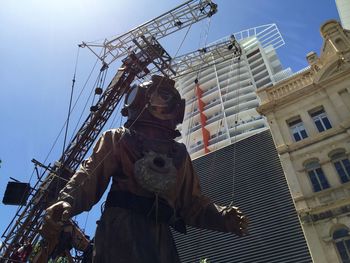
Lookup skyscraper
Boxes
[176,24,292,159]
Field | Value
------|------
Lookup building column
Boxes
[300,111,317,137]
[327,89,350,122]
[302,223,329,263]
[266,112,286,147]
[279,152,304,200]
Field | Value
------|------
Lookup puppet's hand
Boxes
[40,201,72,240]
[222,206,249,236]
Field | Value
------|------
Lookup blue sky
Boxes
[0,0,340,240]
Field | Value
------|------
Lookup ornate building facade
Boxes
[257,20,350,263]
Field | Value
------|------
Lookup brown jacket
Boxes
[57,127,242,262]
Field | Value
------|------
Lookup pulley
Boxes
[95,87,103,95]
[90,105,99,112]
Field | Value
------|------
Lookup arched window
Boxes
[333,228,350,262]
[304,159,330,192]
[330,150,350,184]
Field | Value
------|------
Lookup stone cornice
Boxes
[257,20,350,115]
[257,62,350,115]
[297,182,350,224]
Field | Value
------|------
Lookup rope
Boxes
[204,50,241,205]
[82,211,90,233]
[195,16,212,81]
[109,99,124,129]
[68,67,103,143]
[230,54,242,205]
[62,46,81,158]
[60,103,150,203]
[2,53,102,258]
[184,89,197,151]
[42,56,100,166]
[188,15,212,255]
[174,23,192,58]
[185,16,212,153]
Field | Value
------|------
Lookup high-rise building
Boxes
[257,20,350,263]
[335,0,350,30]
[176,24,292,159]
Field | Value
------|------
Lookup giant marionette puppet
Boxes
[41,75,249,263]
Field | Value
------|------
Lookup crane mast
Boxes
[0,1,219,262]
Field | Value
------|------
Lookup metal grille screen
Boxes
[173,130,312,263]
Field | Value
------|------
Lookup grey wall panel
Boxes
[173,130,312,263]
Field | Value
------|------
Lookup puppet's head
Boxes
[122,75,185,132]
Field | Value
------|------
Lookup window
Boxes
[309,107,332,132]
[330,150,350,184]
[304,160,330,192]
[333,228,350,263]
[287,117,308,142]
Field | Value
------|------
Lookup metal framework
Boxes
[149,24,284,78]
[81,0,217,66]
[163,36,241,78]
[212,23,285,51]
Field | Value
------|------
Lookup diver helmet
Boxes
[121,75,185,130]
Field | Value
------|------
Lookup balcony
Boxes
[295,181,350,220]
[186,96,197,105]
[228,115,264,129]
[225,100,260,117]
[186,123,201,134]
[206,112,224,126]
[184,109,199,121]
[189,142,204,154]
[248,56,264,68]
[229,124,266,139]
[208,132,227,146]
[203,99,221,111]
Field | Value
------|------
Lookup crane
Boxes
[0,0,241,261]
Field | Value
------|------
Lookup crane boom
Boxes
[81,0,217,66]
